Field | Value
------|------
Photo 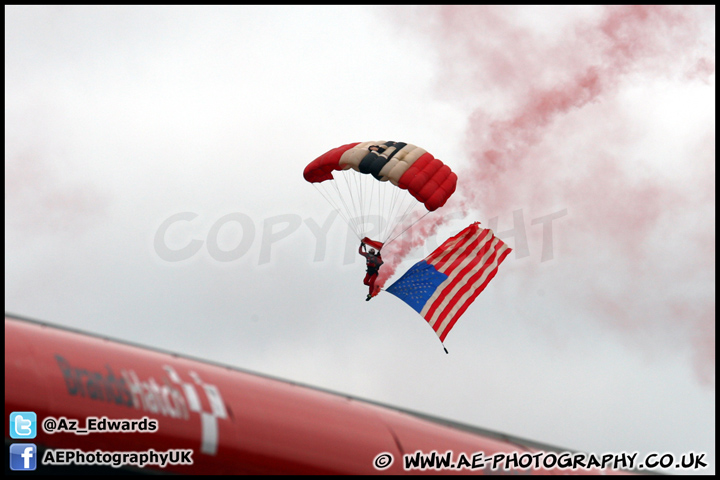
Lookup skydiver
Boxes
[359,241,383,301]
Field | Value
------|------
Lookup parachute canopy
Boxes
[304,141,456,211]
[304,141,457,244]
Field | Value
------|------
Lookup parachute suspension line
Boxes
[329,178,363,240]
[362,172,372,231]
[382,185,420,245]
[384,210,431,247]
[378,181,392,243]
[378,179,386,242]
[367,173,377,239]
[312,168,431,246]
[338,178,366,241]
[383,181,403,243]
[335,171,358,228]
[359,171,371,238]
[382,186,400,243]
[353,170,382,241]
[328,177,357,236]
[350,169,368,237]
[312,183,361,242]
[348,170,360,228]
[398,194,422,228]
[376,181,396,243]
[313,183,344,223]
[339,170,364,238]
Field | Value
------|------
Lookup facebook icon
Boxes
[10,443,37,471]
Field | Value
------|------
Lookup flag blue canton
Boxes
[386,260,448,313]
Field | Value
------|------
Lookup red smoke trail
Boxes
[383,5,712,267]
[376,199,467,289]
[383,6,714,383]
[5,149,108,238]
[458,6,710,213]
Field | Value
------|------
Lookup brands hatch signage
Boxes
[54,354,228,455]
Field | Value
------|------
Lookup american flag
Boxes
[386,222,512,344]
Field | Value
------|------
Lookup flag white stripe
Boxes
[420,232,498,322]
[434,228,491,277]
[428,228,484,272]
[434,242,510,339]
[420,231,494,321]
[424,237,502,327]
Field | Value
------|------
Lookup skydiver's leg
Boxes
[368,273,377,295]
[364,273,372,286]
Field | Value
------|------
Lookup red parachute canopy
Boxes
[304,141,457,212]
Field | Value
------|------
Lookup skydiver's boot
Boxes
[366,294,372,301]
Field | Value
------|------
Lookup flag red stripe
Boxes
[423,235,497,324]
[425,235,464,265]
[431,229,489,278]
[435,244,511,342]
[425,223,481,265]
[387,221,512,344]
[433,228,491,277]
[433,242,506,339]
[426,238,500,329]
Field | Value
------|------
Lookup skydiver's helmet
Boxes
[369,249,376,255]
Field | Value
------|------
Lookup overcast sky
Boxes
[5,5,715,475]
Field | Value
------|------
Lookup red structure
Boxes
[5,314,637,475]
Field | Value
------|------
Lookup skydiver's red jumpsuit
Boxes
[359,243,383,298]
